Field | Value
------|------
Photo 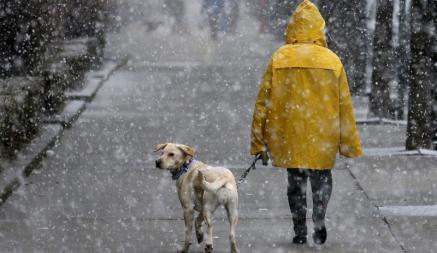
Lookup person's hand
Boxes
[257,151,269,166]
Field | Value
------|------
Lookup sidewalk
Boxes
[348,154,437,253]
[0,2,436,252]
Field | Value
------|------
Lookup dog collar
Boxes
[171,159,194,181]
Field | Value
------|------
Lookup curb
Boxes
[65,58,127,101]
[42,100,87,128]
[363,147,437,157]
[357,117,407,126]
[0,58,127,206]
[142,61,224,72]
[44,58,128,128]
[0,124,62,204]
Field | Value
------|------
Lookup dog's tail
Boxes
[198,170,228,192]
[202,177,228,192]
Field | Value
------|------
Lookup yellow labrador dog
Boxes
[154,143,239,253]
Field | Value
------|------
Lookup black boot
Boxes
[292,235,307,244]
[292,218,307,244]
[313,226,327,245]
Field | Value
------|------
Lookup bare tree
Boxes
[405,0,435,150]
[430,1,437,149]
[369,0,395,118]
[396,0,411,120]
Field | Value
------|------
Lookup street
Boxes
[1,4,437,253]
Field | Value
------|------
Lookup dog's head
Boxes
[154,143,195,170]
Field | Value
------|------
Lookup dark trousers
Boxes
[287,169,332,236]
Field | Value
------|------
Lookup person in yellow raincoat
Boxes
[250,0,362,245]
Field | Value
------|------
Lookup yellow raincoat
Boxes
[250,0,362,169]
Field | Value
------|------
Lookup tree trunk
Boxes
[430,1,437,149]
[370,0,395,118]
[405,0,434,150]
[397,0,411,120]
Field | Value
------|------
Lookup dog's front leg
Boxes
[179,208,194,253]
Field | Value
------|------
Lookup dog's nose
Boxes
[155,159,161,168]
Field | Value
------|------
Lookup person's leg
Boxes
[309,169,333,244]
[228,0,239,33]
[174,0,186,32]
[287,168,308,242]
[206,4,219,40]
[217,0,227,33]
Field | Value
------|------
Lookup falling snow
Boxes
[0,0,436,252]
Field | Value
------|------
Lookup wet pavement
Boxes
[1,3,437,253]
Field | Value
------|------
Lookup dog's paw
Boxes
[205,244,213,253]
[196,231,204,244]
[231,243,239,253]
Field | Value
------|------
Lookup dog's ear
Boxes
[154,143,168,152]
[178,145,195,157]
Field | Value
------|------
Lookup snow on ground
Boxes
[380,205,437,216]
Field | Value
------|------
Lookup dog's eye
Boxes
[169,153,175,157]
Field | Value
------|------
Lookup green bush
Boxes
[0,77,44,155]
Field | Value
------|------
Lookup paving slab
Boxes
[385,216,437,253]
[357,124,407,148]
[380,204,437,216]
[348,156,437,206]
[350,155,437,253]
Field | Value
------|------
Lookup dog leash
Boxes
[237,154,262,185]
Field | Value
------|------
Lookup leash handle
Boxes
[237,154,262,184]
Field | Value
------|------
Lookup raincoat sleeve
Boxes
[339,67,363,158]
[250,60,272,155]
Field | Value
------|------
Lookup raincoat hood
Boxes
[286,0,327,47]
